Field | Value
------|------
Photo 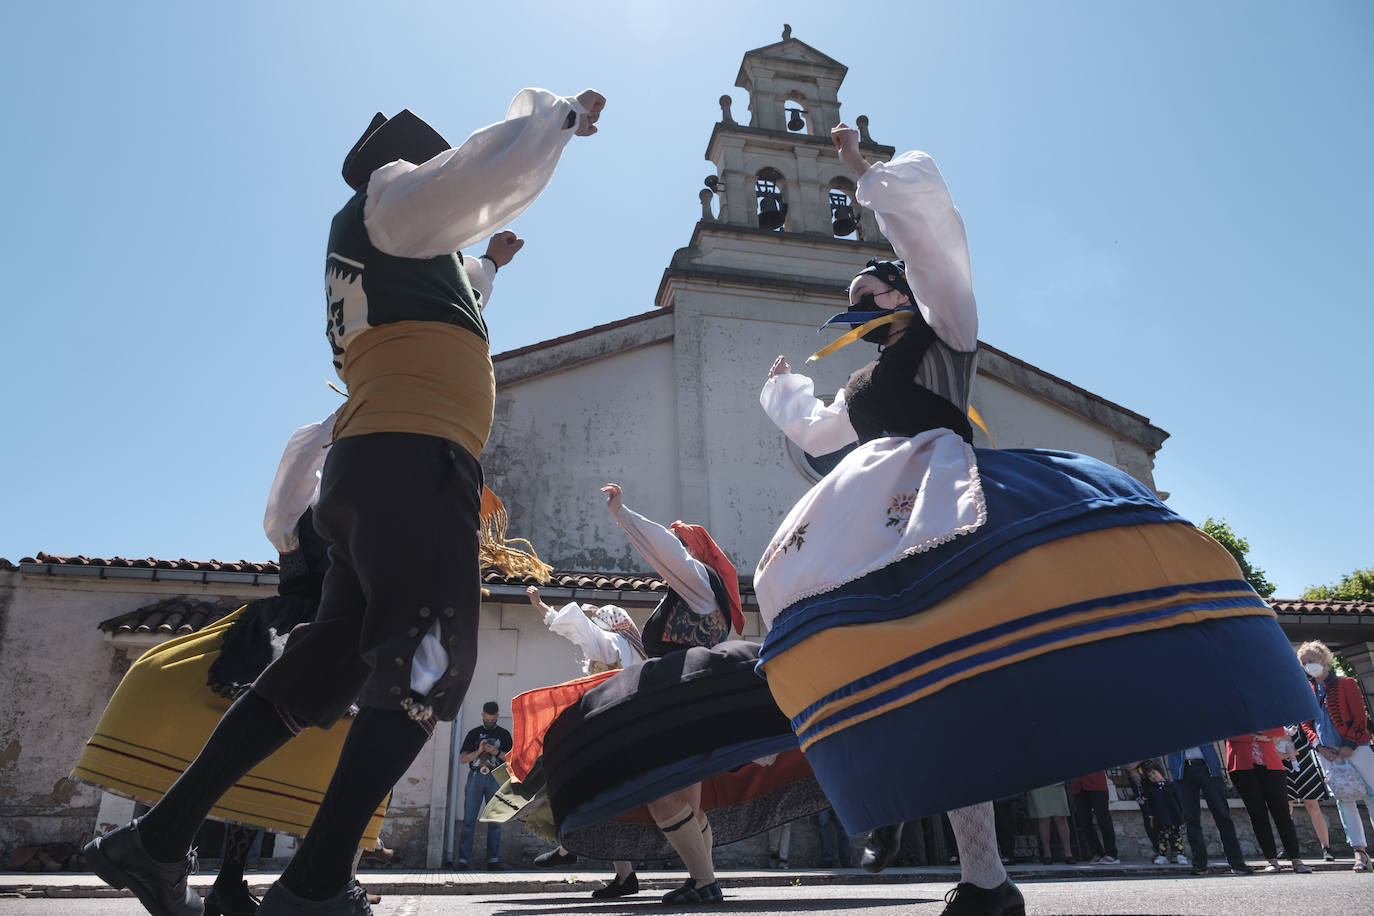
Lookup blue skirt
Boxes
[757,448,1316,834]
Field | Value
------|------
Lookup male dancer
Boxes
[83,88,605,916]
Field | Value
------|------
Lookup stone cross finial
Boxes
[782,24,792,40]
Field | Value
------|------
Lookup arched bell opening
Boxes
[756,167,788,232]
[827,178,861,240]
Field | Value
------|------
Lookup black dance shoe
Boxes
[83,819,203,916]
[860,823,905,874]
[257,879,372,915]
[660,878,723,905]
[533,846,578,868]
[940,879,1026,916]
[204,879,260,915]
[590,872,639,898]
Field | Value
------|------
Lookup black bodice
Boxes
[842,310,973,445]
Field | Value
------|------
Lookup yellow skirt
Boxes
[72,606,386,844]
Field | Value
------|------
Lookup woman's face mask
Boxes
[1303,661,1326,678]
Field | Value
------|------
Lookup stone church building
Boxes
[3,30,1371,871]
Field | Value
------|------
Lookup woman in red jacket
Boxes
[1298,640,1374,872]
[1226,729,1313,873]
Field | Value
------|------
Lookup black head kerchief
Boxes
[341,109,451,191]
[855,258,915,303]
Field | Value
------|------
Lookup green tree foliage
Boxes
[1202,517,1275,597]
[1300,568,1374,602]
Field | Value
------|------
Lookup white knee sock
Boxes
[654,804,715,886]
[948,802,1008,889]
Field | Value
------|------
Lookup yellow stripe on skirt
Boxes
[72,607,386,844]
[762,521,1275,751]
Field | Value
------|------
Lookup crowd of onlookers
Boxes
[762,640,1374,874]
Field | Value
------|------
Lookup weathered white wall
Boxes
[486,340,682,572]
[0,571,264,855]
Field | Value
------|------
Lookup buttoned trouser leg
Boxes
[254,432,482,727]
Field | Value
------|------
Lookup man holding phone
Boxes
[458,701,514,869]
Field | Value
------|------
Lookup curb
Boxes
[0,861,1355,899]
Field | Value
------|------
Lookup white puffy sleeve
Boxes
[544,602,622,668]
[363,88,587,259]
[855,151,978,351]
[616,507,718,616]
[759,372,859,456]
[262,407,342,553]
[460,254,497,309]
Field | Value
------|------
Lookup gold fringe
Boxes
[478,486,553,582]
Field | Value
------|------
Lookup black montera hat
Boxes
[855,258,916,304]
[341,110,451,191]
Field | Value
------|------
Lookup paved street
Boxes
[0,872,1360,915]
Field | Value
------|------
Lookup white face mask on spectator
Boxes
[1303,662,1326,677]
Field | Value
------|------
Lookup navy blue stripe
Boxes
[796,593,1269,741]
[788,579,1254,730]
[801,614,1317,835]
[760,448,1190,661]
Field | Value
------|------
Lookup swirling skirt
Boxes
[71,605,386,844]
[539,641,829,859]
[756,442,1317,834]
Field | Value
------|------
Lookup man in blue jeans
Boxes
[1166,744,1254,875]
[458,701,513,869]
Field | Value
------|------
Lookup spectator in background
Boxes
[1298,640,1374,873]
[1123,759,1160,853]
[1226,730,1313,873]
[1137,760,1188,865]
[457,701,513,870]
[1025,783,1075,865]
[1166,744,1254,875]
[814,808,848,868]
[1069,771,1119,864]
[766,822,792,869]
[1282,723,1335,862]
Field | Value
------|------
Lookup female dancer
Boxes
[754,124,1317,915]
[537,485,825,906]
[526,585,643,899]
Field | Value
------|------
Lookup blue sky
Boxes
[1,1,1369,597]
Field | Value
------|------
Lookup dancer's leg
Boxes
[138,691,295,862]
[947,802,1009,890]
[648,787,714,888]
[277,707,432,901]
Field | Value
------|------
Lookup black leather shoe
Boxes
[83,819,202,916]
[257,880,372,915]
[590,872,639,899]
[940,880,1026,916]
[660,878,723,905]
[204,879,260,916]
[860,823,904,874]
[533,846,578,868]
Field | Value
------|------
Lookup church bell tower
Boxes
[656,24,897,308]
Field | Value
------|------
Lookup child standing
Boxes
[1138,761,1187,864]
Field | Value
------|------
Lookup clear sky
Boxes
[1,1,1369,597]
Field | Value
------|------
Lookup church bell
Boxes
[758,193,787,230]
[787,109,805,132]
[831,202,857,237]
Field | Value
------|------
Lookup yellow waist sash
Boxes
[334,321,494,460]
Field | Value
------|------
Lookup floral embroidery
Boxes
[760,523,808,571]
[885,492,917,532]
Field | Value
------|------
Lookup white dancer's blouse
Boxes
[362,89,591,260]
[615,507,717,617]
[760,151,979,455]
[544,602,643,673]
